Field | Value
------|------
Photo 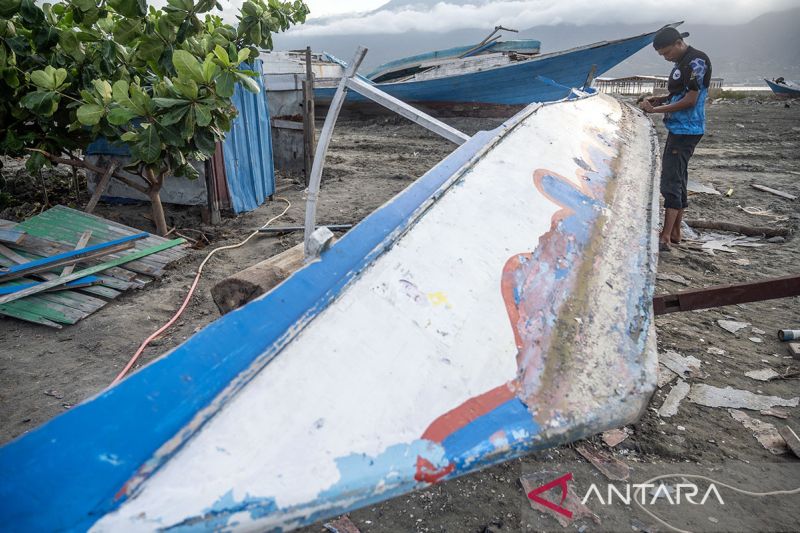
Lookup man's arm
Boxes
[640,90,698,114]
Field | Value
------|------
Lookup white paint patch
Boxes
[93,95,627,531]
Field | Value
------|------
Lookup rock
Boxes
[745,369,780,381]
[717,320,751,334]
[767,236,786,243]
[689,384,799,410]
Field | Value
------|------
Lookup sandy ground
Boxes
[1,96,799,532]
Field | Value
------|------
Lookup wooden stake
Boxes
[303,46,317,187]
[61,230,93,277]
[85,162,119,213]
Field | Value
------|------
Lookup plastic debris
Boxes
[729,409,788,455]
[574,442,631,481]
[687,180,720,195]
[760,408,789,419]
[602,428,629,447]
[717,320,751,334]
[660,350,707,379]
[745,369,780,381]
[520,470,601,527]
[689,384,799,410]
[749,337,763,344]
[324,515,361,533]
[659,379,690,418]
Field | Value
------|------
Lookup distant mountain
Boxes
[274,7,800,85]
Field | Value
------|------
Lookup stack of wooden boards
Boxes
[0,206,187,328]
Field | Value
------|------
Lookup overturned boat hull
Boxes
[765,78,800,97]
[0,93,660,532]
[316,29,663,110]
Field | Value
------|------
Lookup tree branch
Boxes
[26,148,150,194]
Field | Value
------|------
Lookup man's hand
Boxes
[640,100,656,113]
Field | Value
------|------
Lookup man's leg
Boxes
[671,208,684,244]
[659,134,683,250]
[661,208,680,247]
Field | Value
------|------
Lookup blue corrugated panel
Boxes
[222,60,275,213]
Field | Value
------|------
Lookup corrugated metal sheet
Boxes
[222,60,275,213]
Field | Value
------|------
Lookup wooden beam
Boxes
[85,162,119,213]
[61,230,92,277]
[0,239,185,306]
[345,77,470,146]
[653,274,800,315]
[303,46,317,187]
[685,219,790,238]
[751,183,797,201]
[303,47,368,258]
[0,228,25,245]
[0,233,148,283]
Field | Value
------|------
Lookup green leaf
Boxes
[136,125,161,163]
[29,69,53,90]
[234,72,259,94]
[71,0,96,12]
[107,107,137,125]
[21,90,59,116]
[158,105,189,126]
[112,80,134,108]
[113,19,141,42]
[213,44,230,66]
[19,0,44,26]
[194,104,212,127]
[120,131,138,142]
[237,48,251,64]
[3,69,19,88]
[0,0,21,18]
[92,79,112,104]
[172,49,204,83]
[202,55,218,83]
[33,25,60,51]
[153,97,190,108]
[216,70,234,98]
[59,30,84,62]
[172,78,198,99]
[137,35,165,62]
[130,84,152,115]
[52,67,67,89]
[107,0,146,18]
[76,103,104,125]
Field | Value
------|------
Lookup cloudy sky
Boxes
[287,0,797,36]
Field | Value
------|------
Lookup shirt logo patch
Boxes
[672,69,681,80]
[690,58,707,78]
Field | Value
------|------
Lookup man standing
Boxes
[640,27,712,252]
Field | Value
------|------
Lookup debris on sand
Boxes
[602,428,629,447]
[777,426,800,458]
[660,351,707,379]
[749,336,764,344]
[760,408,789,419]
[657,364,678,388]
[658,379,690,418]
[520,471,601,528]
[689,384,799,410]
[657,273,691,286]
[324,515,361,533]
[745,369,781,381]
[717,320,751,334]
[574,442,631,481]
[707,346,729,357]
[688,180,721,195]
[729,409,788,455]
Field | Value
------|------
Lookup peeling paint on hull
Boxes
[0,94,660,533]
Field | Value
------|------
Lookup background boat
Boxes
[315,26,673,112]
[765,77,800,97]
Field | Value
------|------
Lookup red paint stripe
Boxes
[421,384,516,443]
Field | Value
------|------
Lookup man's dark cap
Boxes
[653,27,690,49]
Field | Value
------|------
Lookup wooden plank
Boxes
[0,228,25,244]
[751,183,798,201]
[0,306,63,328]
[0,276,101,295]
[303,45,316,187]
[0,233,147,283]
[304,47,368,257]
[85,162,119,213]
[62,230,93,276]
[272,119,304,130]
[0,239,185,306]
[0,293,88,324]
[345,77,470,146]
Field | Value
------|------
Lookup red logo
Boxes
[526,472,573,519]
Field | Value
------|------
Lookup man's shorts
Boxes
[660,133,703,209]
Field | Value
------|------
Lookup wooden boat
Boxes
[765,78,800,97]
[315,25,675,111]
[0,92,660,531]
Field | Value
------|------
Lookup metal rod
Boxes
[303,47,368,259]
[653,274,800,315]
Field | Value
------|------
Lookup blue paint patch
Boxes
[163,490,279,532]
[440,398,540,471]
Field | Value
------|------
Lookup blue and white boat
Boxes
[765,78,800,97]
[316,25,676,110]
[0,93,660,531]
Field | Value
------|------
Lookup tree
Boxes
[0,0,308,234]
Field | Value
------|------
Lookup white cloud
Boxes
[283,0,798,36]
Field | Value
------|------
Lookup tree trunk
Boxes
[144,168,168,236]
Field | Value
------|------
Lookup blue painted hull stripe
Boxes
[0,103,536,531]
